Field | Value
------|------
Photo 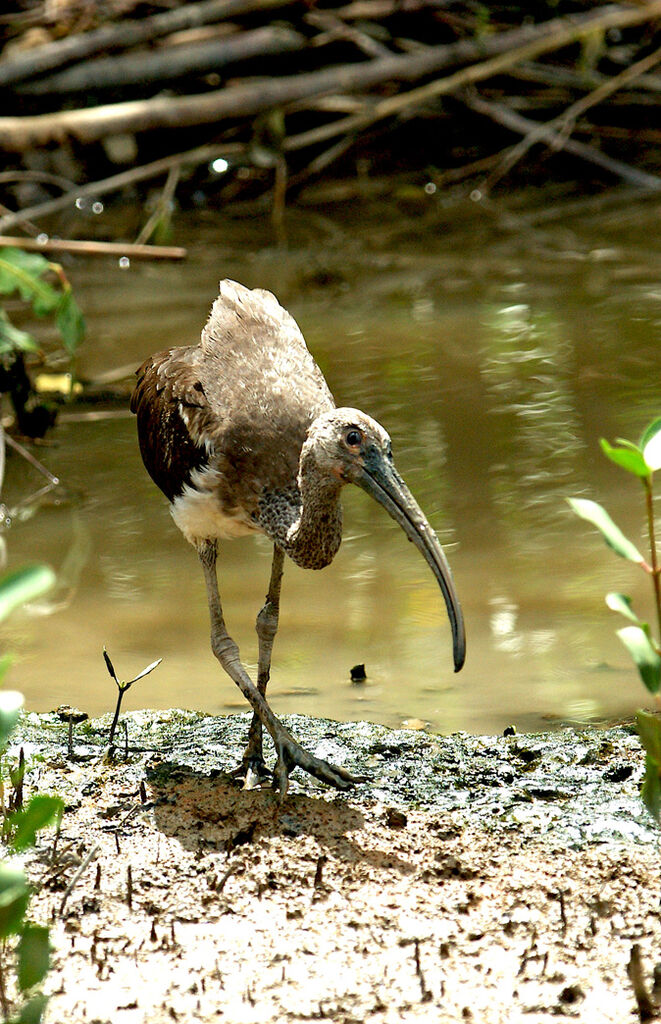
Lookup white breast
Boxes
[170,466,258,546]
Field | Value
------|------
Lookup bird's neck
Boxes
[283,449,343,570]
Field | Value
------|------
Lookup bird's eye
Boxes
[345,428,363,448]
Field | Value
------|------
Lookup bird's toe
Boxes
[230,757,273,790]
[271,731,360,796]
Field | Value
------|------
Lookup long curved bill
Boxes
[354,455,466,672]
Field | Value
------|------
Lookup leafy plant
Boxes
[568,417,661,821]
[0,566,62,1023]
[0,247,85,437]
[0,248,84,359]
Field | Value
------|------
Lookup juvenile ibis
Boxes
[131,279,465,796]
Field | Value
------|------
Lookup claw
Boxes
[230,757,272,790]
[271,729,359,798]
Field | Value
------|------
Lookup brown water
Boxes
[3,197,661,736]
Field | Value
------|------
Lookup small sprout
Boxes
[103,648,162,755]
[55,704,88,758]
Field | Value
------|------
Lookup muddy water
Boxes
[3,198,661,736]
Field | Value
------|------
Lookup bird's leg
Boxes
[198,540,357,799]
[239,545,285,787]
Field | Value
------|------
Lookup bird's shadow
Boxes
[146,763,416,877]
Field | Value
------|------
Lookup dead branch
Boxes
[335,0,447,18]
[2,4,660,151]
[305,10,392,58]
[0,235,187,260]
[0,142,246,232]
[20,25,305,95]
[353,2,661,124]
[134,163,181,245]
[476,44,661,190]
[512,59,661,96]
[464,92,661,191]
[0,0,293,86]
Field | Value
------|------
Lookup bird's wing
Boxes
[131,347,215,501]
[130,282,336,518]
[201,280,334,412]
[190,281,336,502]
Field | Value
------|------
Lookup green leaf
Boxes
[640,753,661,823]
[605,592,643,625]
[567,498,644,563]
[617,625,661,694]
[612,438,641,452]
[636,710,661,766]
[643,420,661,472]
[13,991,48,1024]
[0,311,39,355]
[640,418,661,450]
[0,863,30,938]
[9,795,63,852]
[0,249,59,317]
[17,924,50,992]
[599,438,649,478]
[0,691,24,751]
[55,290,85,355]
[0,248,50,280]
[0,566,56,622]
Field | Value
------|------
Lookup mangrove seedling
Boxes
[568,416,661,822]
[103,648,162,754]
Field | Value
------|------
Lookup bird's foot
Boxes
[230,756,272,791]
[272,728,359,799]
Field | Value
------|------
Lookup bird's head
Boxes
[304,408,466,672]
[303,408,391,482]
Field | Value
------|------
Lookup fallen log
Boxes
[19,25,306,95]
[0,2,658,151]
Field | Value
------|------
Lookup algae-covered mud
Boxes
[17,709,654,846]
[8,711,661,1023]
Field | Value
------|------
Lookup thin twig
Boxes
[478,44,661,190]
[464,93,661,191]
[134,164,181,246]
[59,844,100,916]
[0,234,186,260]
[0,142,245,232]
[305,9,391,58]
[4,435,59,486]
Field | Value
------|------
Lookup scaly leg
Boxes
[240,545,285,787]
[198,540,357,799]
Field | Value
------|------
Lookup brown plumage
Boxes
[131,279,465,796]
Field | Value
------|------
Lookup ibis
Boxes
[131,279,465,796]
